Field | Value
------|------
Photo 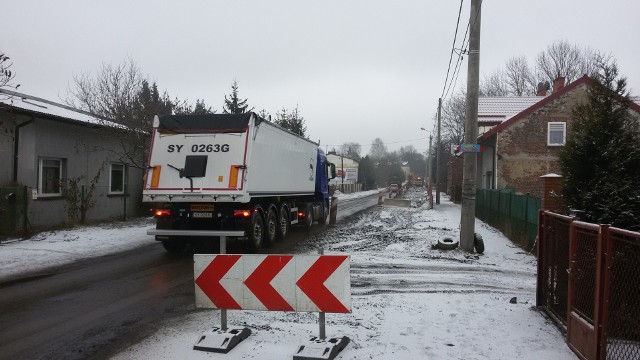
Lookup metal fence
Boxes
[603,227,640,360]
[537,211,640,360]
[476,189,540,251]
[537,211,572,325]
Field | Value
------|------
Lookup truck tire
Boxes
[265,207,278,245]
[277,204,290,240]
[317,201,329,225]
[247,210,265,251]
[304,204,313,231]
[162,239,187,253]
[437,236,459,250]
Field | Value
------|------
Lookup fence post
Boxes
[594,224,609,360]
[536,210,545,307]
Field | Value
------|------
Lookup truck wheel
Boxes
[317,201,329,225]
[162,239,187,253]
[248,211,265,251]
[277,204,290,240]
[265,207,278,245]
[304,204,313,231]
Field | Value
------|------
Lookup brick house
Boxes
[0,90,144,232]
[476,75,640,197]
[446,93,544,201]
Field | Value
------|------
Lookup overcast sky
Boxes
[3,0,639,154]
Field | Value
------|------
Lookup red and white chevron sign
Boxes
[194,254,351,313]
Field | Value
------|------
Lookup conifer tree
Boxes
[223,80,252,114]
[274,105,308,138]
[559,62,640,228]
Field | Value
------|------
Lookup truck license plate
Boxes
[192,212,213,218]
[191,204,213,212]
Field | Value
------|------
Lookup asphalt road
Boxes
[0,191,383,359]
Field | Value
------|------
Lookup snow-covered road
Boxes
[0,188,577,359]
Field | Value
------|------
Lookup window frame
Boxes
[38,157,63,197]
[547,122,566,146]
[109,163,126,195]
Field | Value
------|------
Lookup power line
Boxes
[324,136,429,149]
[442,0,484,102]
[440,0,465,100]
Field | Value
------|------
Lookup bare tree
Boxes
[339,142,362,160]
[0,52,20,100]
[441,89,466,145]
[480,69,509,96]
[66,58,150,169]
[535,40,603,87]
[504,56,537,96]
[368,138,388,160]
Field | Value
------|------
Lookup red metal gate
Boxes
[567,222,605,360]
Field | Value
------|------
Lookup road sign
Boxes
[194,254,351,313]
[461,143,482,152]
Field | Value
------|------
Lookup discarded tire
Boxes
[437,236,459,250]
[474,233,485,254]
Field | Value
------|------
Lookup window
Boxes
[548,122,566,146]
[110,163,126,194]
[38,158,63,196]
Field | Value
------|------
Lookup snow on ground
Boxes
[0,189,576,359]
[0,218,155,281]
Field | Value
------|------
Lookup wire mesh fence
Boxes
[538,211,640,360]
[603,228,640,360]
[538,211,572,325]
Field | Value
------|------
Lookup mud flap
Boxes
[293,336,350,360]
[193,326,251,353]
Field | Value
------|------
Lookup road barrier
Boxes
[193,238,351,358]
[329,196,338,225]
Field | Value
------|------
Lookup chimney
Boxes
[552,76,566,93]
[536,82,547,96]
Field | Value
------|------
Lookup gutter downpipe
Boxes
[493,133,498,189]
[13,118,35,183]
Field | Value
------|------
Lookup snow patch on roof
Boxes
[478,96,544,123]
[0,88,124,129]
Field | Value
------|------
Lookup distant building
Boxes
[327,153,359,185]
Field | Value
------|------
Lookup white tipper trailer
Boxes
[142,112,336,252]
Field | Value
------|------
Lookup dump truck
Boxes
[142,112,336,252]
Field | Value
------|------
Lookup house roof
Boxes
[479,75,640,141]
[478,96,544,124]
[0,88,122,129]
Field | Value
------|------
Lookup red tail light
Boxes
[234,210,252,218]
[298,211,305,217]
[155,209,171,218]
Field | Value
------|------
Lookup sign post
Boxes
[190,230,250,354]
[292,248,351,360]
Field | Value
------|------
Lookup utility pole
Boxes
[460,0,481,252]
[436,98,442,204]
[428,134,432,183]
